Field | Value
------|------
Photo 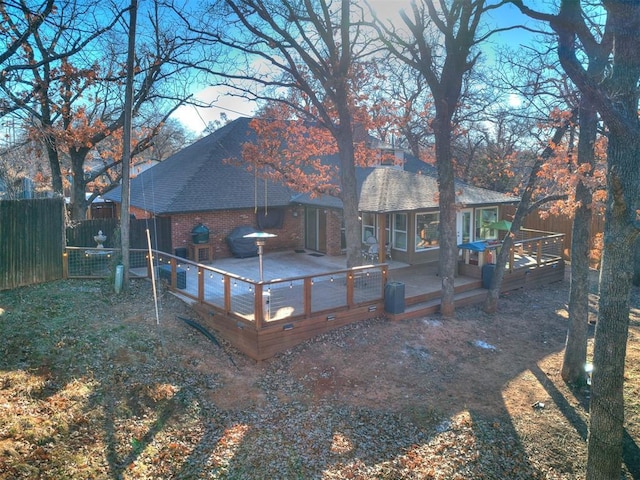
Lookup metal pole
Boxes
[257,240,265,281]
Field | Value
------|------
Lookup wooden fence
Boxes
[66,217,172,252]
[1,199,172,290]
[0,198,65,290]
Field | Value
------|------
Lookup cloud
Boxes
[172,86,256,134]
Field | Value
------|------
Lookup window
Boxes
[416,212,440,250]
[361,212,377,243]
[475,207,498,240]
[392,213,407,251]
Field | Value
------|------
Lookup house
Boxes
[104,117,517,264]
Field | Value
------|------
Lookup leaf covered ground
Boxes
[0,272,639,479]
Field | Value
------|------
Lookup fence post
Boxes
[62,250,69,279]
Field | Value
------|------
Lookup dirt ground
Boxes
[1,268,639,479]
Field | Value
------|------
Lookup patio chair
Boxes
[363,237,379,263]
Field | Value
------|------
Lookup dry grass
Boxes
[0,274,638,479]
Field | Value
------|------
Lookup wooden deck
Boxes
[64,229,566,361]
[160,253,563,361]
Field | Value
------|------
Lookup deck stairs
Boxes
[388,279,487,321]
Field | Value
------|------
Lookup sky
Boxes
[172,86,255,134]
[172,0,541,135]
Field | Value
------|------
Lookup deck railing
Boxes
[64,247,387,329]
[508,228,564,272]
[63,232,563,360]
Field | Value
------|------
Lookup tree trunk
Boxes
[562,98,597,385]
[335,121,361,269]
[561,185,591,384]
[69,151,89,220]
[433,110,456,318]
[586,132,639,480]
[120,0,137,287]
[633,236,640,286]
[44,137,64,195]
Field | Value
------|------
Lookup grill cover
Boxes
[226,226,259,258]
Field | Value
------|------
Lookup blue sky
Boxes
[173,0,544,134]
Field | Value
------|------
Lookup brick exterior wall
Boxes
[325,208,344,256]
[169,207,304,260]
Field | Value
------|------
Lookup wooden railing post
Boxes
[304,278,313,317]
[197,266,204,302]
[224,275,231,312]
[347,271,355,307]
[381,265,388,297]
[170,258,177,291]
[536,240,542,266]
[254,283,264,329]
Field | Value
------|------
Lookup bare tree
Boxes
[375,0,510,317]
[0,0,55,80]
[513,1,640,477]
[0,0,197,219]
[180,0,381,267]
[481,17,608,390]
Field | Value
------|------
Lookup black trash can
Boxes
[175,247,187,258]
[482,263,496,289]
[384,281,405,314]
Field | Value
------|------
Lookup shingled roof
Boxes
[104,117,295,214]
[105,117,517,214]
[293,167,517,213]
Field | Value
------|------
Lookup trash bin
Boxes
[482,263,496,289]
[384,281,405,314]
[175,247,187,258]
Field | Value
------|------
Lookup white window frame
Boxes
[475,207,499,240]
[416,211,440,251]
[392,213,407,251]
[361,212,377,243]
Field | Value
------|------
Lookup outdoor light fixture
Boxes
[243,231,277,282]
